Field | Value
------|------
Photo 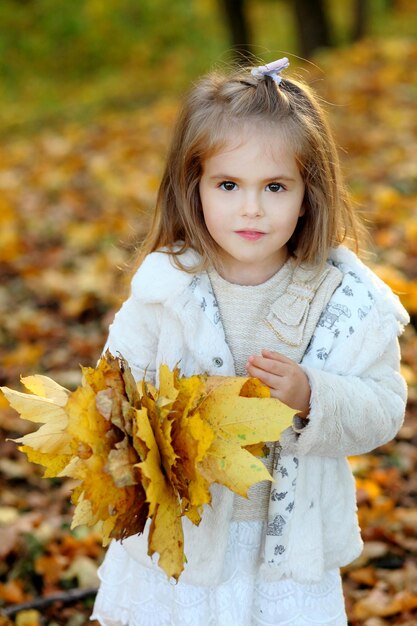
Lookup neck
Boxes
[216,256,290,286]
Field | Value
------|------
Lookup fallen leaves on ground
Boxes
[0,36,417,625]
[313,38,417,316]
[312,38,417,625]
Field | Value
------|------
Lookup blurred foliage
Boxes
[0,35,417,624]
[0,0,217,81]
[0,0,416,133]
[0,0,227,131]
[0,1,417,624]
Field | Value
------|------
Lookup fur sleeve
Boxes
[103,284,160,383]
[281,337,407,457]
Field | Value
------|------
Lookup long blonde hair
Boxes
[135,65,364,272]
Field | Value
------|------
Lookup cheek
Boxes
[199,184,213,216]
[202,208,221,236]
[200,196,215,229]
[200,190,225,229]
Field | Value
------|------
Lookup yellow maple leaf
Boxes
[169,373,214,522]
[132,366,294,578]
[1,377,72,460]
[134,406,184,579]
[19,375,70,405]
[18,445,72,478]
[198,375,294,497]
[3,352,295,581]
[199,438,273,498]
[61,358,148,545]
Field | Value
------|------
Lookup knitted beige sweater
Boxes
[208,257,343,521]
[208,261,294,521]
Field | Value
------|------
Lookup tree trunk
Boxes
[220,0,253,64]
[292,0,332,59]
[352,0,368,40]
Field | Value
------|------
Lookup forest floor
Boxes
[1,38,417,625]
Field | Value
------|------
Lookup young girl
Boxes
[91,58,409,626]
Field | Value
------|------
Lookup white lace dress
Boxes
[91,523,347,626]
[91,264,350,625]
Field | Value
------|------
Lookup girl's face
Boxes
[199,127,305,285]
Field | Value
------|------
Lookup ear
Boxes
[298,205,305,217]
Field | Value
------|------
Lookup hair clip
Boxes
[251,57,290,85]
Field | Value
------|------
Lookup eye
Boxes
[266,182,284,193]
[219,181,237,191]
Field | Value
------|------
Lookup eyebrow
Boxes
[207,174,296,183]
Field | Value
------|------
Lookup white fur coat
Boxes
[103,246,409,585]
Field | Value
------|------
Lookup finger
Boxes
[247,355,287,376]
[261,349,296,365]
[245,363,283,390]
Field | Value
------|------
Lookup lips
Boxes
[235,230,266,241]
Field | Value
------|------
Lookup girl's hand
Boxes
[246,349,311,416]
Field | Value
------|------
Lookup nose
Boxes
[240,191,263,217]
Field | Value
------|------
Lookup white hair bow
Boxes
[251,57,290,85]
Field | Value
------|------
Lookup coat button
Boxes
[212,357,223,368]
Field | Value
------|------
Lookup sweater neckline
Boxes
[207,257,295,292]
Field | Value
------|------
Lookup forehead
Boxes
[202,123,299,174]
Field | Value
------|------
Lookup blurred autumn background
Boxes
[1,0,417,624]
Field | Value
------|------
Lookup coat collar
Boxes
[131,246,409,335]
[131,248,200,304]
[265,259,343,354]
[328,247,409,330]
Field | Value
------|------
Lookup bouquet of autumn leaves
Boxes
[2,352,295,580]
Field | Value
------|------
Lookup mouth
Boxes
[235,230,266,241]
